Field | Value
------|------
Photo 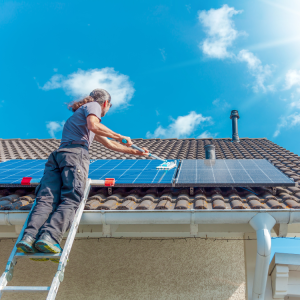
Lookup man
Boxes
[17,89,148,257]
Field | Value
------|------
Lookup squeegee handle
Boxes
[122,139,145,153]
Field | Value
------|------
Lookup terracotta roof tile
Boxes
[195,199,208,209]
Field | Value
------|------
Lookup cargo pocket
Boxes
[57,148,82,168]
[73,165,86,198]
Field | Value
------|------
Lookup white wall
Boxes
[0,238,246,300]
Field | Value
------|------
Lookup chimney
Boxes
[230,110,240,142]
[204,144,216,159]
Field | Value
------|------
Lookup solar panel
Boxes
[176,159,294,187]
[0,159,178,186]
[89,159,178,186]
[0,160,47,184]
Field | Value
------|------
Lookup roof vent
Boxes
[230,110,240,142]
[204,144,216,159]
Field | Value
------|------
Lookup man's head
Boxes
[90,89,112,117]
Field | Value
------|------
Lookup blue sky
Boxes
[1,0,300,156]
[271,237,300,262]
[1,0,300,258]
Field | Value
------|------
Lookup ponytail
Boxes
[68,96,95,112]
[68,89,111,112]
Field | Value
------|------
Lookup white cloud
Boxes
[212,98,230,110]
[198,4,242,59]
[273,129,280,138]
[146,111,212,138]
[198,6,274,92]
[42,68,135,109]
[273,112,300,137]
[291,100,300,109]
[285,69,300,89]
[197,130,217,138]
[237,49,273,92]
[46,121,65,138]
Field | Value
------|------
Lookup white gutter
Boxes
[0,210,299,226]
[249,213,276,300]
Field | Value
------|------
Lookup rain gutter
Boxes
[0,209,299,226]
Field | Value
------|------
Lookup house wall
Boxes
[0,238,246,300]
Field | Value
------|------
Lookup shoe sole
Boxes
[17,242,49,262]
[17,241,34,253]
[35,240,62,254]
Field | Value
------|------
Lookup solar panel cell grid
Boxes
[89,159,177,185]
[0,160,47,184]
[176,159,294,186]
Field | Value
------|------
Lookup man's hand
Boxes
[119,136,133,147]
[95,136,149,156]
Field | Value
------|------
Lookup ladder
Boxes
[0,178,115,299]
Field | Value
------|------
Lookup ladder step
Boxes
[15,253,61,258]
[2,286,50,292]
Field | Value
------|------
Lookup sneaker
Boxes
[35,233,62,254]
[17,234,36,253]
[35,233,62,263]
[17,234,49,262]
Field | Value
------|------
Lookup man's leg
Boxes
[18,152,62,252]
[24,153,62,239]
[37,149,89,245]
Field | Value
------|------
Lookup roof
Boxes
[0,137,300,211]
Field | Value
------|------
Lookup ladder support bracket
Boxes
[5,261,15,282]
[58,271,64,283]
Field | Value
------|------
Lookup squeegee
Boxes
[121,139,177,170]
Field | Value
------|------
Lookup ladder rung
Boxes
[15,253,61,258]
[2,286,50,292]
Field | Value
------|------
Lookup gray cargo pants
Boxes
[24,144,90,244]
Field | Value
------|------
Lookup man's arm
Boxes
[87,115,132,146]
[94,135,149,156]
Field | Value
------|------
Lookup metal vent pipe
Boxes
[230,110,240,142]
[204,144,216,159]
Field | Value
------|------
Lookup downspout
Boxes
[249,213,276,300]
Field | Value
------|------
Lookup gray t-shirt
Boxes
[60,102,101,148]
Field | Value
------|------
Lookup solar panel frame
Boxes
[175,159,295,187]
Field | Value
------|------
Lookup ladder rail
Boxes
[0,201,37,297]
[46,179,92,300]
